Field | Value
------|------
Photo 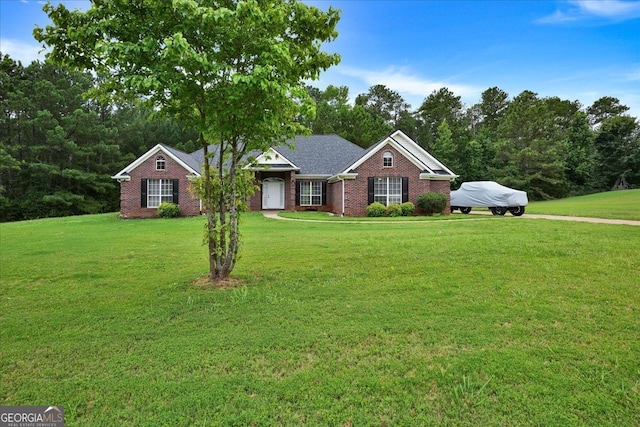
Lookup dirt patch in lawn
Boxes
[192,275,245,289]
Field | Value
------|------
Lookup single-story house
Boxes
[111,130,457,218]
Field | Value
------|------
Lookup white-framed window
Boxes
[383,151,393,167]
[148,179,173,208]
[374,177,402,206]
[300,181,322,206]
[156,156,166,170]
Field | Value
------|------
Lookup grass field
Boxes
[1,194,639,426]
[280,189,640,222]
[526,189,640,220]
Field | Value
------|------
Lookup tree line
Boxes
[0,54,199,221]
[303,84,640,200]
[2,53,639,221]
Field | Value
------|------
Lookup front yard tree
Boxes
[35,0,340,282]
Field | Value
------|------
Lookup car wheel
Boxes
[460,207,472,214]
[509,206,525,216]
[491,207,507,215]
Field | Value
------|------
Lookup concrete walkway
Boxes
[261,210,640,226]
[468,210,640,226]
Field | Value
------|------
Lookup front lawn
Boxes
[526,189,640,220]
[1,213,639,425]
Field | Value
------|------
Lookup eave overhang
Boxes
[328,173,358,183]
[419,172,459,181]
[111,144,200,180]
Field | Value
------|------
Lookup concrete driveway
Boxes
[262,210,640,226]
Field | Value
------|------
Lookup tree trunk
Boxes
[200,132,218,282]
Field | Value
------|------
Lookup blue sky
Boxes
[2,0,639,117]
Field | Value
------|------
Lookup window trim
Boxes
[147,178,174,208]
[374,176,402,206]
[383,151,393,168]
[367,177,409,205]
[299,181,323,206]
[156,156,166,170]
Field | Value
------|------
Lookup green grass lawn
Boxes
[279,210,481,222]
[526,189,640,220]
[1,208,639,426]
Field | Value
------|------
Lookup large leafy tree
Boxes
[354,84,418,142]
[587,96,630,128]
[416,87,470,150]
[35,0,340,282]
[302,84,394,148]
[492,90,569,199]
[302,84,353,136]
[477,86,509,133]
[593,115,640,190]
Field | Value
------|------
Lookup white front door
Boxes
[262,178,285,209]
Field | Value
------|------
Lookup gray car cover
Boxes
[451,181,528,207]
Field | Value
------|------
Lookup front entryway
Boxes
[262,177,285,209]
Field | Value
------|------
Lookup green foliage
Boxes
[157,202,180,218]
[385,203,402,217]
[417,192,448,215]
[305,84,639,197]
[400,201,415,216]
[0,57,122,221]
[593,116,640,190]
[0,53,200,222]
[366,202,386,217]
[190,169,257,214]
[35,0,341,280]
[1,213,639,425]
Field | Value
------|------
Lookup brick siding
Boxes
[244,144,452,216]
[118,151,200,218]
[342,144,451,216]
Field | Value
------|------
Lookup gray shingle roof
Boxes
[272,135,365,175]
[160,144,202,173]
[188,135,365,176]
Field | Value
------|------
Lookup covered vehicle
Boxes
[450,181,528,216]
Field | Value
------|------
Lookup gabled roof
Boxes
[162,145,202,174]
[119,135,364,179]
[111,144,200,180]
[249,147,300,171]
[337,130,458,179]
[271,135,365,176]
[112,131,456,181]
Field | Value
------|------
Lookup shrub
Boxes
[386,203,403,217]
[400,201,415,216]
[366,202,386,217]
[417,192,448,215]
[157,202,180,218]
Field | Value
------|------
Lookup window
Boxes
[300,181,323,206]
[156,156,166,170]
[374,177,402,206]
[383,151,393,167]
[147,179,174,208]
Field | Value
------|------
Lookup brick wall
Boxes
[118,152,200,218]
[248,171,296,211]
[245,144,452,216]
[341,144,451,216]
[328,181,342,215]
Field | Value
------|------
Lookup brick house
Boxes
[112,130,457,218]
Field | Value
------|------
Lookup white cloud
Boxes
[0,39,46,65]
[572,0,640,18]
[336,65,481,99]
[538,0,640,24]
